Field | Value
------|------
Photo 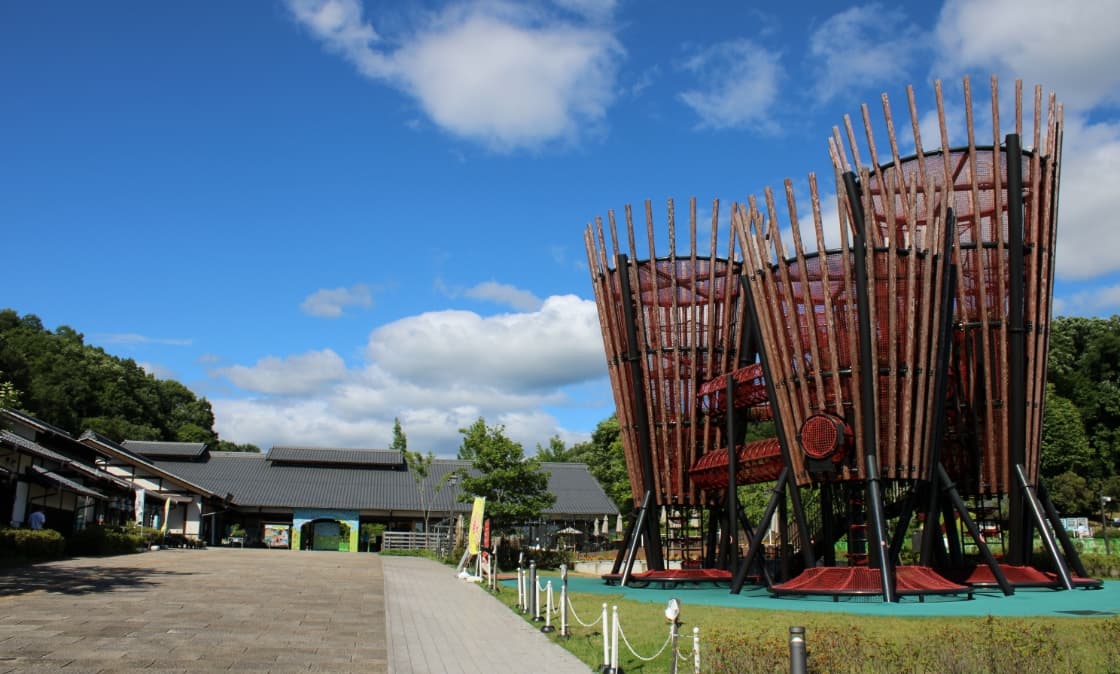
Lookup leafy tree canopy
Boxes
[457,417,554,533]
[1040,383,1094,479]
[1047,471,1095,516]
[0,308,256,451]
[1047,316,1120,478]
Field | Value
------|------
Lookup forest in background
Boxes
[0,309,258,452]
[2,308,1120,515]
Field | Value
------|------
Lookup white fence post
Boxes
[601,603,609,670]
[541,581,555,633]
[610,605,620,673]
[559,564,569,637]
[692,626,700,674]
[517,567,525,611]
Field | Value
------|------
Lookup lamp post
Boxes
[1102,495,1112,557]
[444,473,460,557]
[665,598,681,674]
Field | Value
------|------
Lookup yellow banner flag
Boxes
[467,497,486,555]
[160,496,172,534]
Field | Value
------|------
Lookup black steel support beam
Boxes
[820,482,836,566]
[1038,480,1091,579]
[616,253,665,571]
[1015,464,1074,589]
[923,215,958,566]
[620,490,653,586]
[937,464,1013,596]
[739,276,816,569]
[726,376,739,571]
[844,171,895,602]
[730,467,789,594]
[1006,135,1030,565]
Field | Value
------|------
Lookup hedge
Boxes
[0,527,66,561]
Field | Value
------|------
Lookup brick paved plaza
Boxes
[0,549,589,673]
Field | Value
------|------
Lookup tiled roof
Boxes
[1,430,131,490]
[123,440,208,460]
[151,454,618,517]
[266,446,404,467]
[28,464,106,499]
[0,408,76,439]
[78,431,222,499]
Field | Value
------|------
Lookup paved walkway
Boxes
[0,548,590,673]
[382,556,588,674]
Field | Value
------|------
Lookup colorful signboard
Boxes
[264,524,291,549]
[467,497,486,555]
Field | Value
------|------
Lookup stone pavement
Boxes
[382,555,589,674]
[0,548,591,673]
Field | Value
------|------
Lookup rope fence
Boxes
[502,563,703,674]
[492,563,814,673]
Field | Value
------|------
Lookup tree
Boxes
[396,417,453,532]
[1040,383,1094,480]
[535,435,572,462]
[390,417,408,456]
[567,415,633,516]
[457,417,555,533]
[212,440,261,453]
[0,308,253,451]
[0,370,20,409]
[405,449,437,532]
[1048,316,1120,477]
[1046,471,1095,516]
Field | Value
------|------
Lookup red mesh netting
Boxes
[619,257,741,308]
[771,566,971,597]
[688,438,785,490]
[800,414,847,460]
[697,363,771,418]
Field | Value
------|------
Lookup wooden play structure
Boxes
[584,77,1099,600]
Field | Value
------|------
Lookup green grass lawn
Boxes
[491,575,1120,673]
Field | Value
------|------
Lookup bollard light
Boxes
[789,626,807,674]
[666,598,682,674]
[664,597,681,624]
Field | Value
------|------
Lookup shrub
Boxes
[380,548,442,561]
[1033,551,1120,579]
[0,527,66,561]
[522,548,573,570]
[67,525,145,556]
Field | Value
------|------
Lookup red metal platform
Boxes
[770,566,972,601]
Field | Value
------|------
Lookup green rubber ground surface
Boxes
[528,574,1120,618]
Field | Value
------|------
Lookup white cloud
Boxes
[678,40,782,132]
[1053,283,1120,316]
[212,398,391,450]
[286,0,385,75]
[209,293,609,455]
[920,2,1120,283]
[286,0,623,150]
[300,283,373,318]
[808,4,922,104]
[367,294,604,390]
[1053,116,1120,279]
[550,0,616,22]
[933,0,1120,111]
[137,361,177,380]
[464,281,542,311]
[218,349,348,395]
[95,333,192,346]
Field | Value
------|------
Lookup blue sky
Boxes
[3,1,1119,456]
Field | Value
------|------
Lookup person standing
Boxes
[28,509,45,530]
